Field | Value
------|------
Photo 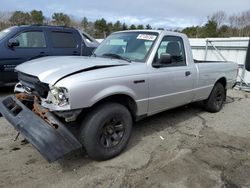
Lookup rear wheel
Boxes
[79,103,132,161]
[204,82,226,113]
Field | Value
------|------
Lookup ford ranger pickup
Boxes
[0,30,238,162]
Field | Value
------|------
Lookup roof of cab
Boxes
[114,29,163,34]
[16,25,75,30]
[113,29,187,38]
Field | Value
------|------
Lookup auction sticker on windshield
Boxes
[137,34,157,41]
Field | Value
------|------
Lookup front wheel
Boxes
[204,82,226,113]
[79,103,132,161]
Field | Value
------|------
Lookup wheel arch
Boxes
[84,85,138,118]
[204,76,227,103]
[85,92,138,120]
[215,77,227,89]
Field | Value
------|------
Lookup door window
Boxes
[15,31,46,48]
[154,36,186,66]
[51,32,76,48]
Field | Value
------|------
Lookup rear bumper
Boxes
[0,95,82,162]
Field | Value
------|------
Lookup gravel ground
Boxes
[0,88,250,188]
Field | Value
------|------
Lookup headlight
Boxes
[50,87,69,106]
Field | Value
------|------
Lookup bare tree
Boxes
[69,15,81,29]
[240,10,250,36]
[0,11,12,30]
[229,10,250,36]
[0,11,12,21]
[228,14,241,36]
[0,11,4,20]
[211,11,227,28]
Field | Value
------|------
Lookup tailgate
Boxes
[0,95,82,162]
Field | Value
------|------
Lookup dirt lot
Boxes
[0,88,250,188]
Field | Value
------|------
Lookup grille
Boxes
[18,72,50,98]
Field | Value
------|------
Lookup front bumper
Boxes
[0,95,82,162]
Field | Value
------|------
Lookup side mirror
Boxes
[152,53,172,68]
[159,53,172,64]
[8,38,19,48]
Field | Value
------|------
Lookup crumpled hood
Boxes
[16,56,129,84]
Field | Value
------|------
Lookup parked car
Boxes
[0,25,99,86]
[0,30,238,162]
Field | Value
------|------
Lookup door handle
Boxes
[30,52,47,60]
[185,71,191,76]
[39,52,47,56]
[72,51,79,55]
[134,80,145,84]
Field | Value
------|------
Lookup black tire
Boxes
[204,82,226,113]
[79,103,132,161]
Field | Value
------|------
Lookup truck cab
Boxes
[0,25,99,86]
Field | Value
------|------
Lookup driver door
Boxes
[148,35,196,115]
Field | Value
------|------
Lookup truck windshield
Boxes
[0,27,15,41]
[94,32,159,62]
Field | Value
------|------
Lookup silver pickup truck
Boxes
[0,30,238,162]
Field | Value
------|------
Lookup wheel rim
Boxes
[99,117,125,148]
[214,90,224,108]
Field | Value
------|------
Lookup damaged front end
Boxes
[0,91,82,162]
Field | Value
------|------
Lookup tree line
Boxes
[182,11,250,37]
[0,10,153,38]
[0,10,249,38]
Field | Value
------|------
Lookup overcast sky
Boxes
[1,0,250,28]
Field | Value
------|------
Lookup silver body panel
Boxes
[15,30,238,117]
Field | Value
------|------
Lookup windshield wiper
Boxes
[102,53,131,63]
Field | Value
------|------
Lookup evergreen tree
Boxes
[113,20,122,31]
[9,11,31,25]
[52,12,71,26]
[122,23,128,30]
[129,24,136,30]
[30,10,44,24]
[146,24,152,29]
[81,17,88,31]
[137,24,144,29]
[94,18,107,38]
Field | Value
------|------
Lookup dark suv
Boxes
[0,25,99,86]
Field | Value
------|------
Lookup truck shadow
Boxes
[58,102,205,170]
[128,103,204,149]
[58,94,240,170]
[129,95,235,150]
